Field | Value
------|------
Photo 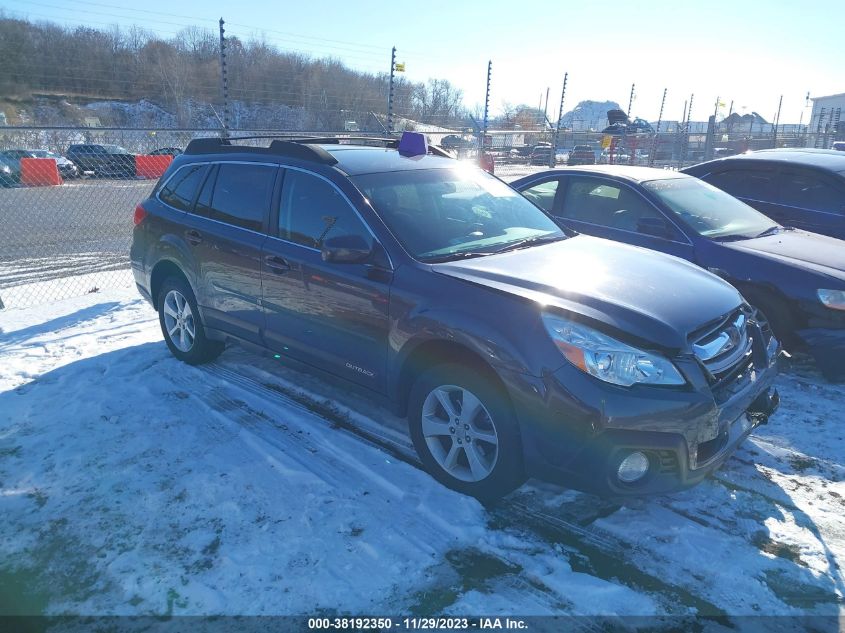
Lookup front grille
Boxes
[691,309,752,383]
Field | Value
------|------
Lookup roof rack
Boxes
[184,137,338,165]
[184,134,454,163]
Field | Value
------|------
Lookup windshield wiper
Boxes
[754,226,782,238]
[491,233,566,254]
[711,233,750,242]
[421,250,498,263]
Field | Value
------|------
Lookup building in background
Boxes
[808,93,845,148]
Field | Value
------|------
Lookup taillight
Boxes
[133,203,148,226]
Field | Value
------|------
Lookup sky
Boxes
[3,0,842,123]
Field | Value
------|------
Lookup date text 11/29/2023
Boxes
[307,617,528,630]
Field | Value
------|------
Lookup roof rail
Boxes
[184,133,454,162]
[184,137,338,165]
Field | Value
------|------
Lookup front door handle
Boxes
[264,255,291,274]
[185,229,203,246]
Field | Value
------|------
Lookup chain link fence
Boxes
[0,124,829,310]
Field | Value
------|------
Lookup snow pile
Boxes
[0,289,842,619]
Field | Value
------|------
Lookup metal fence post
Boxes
[480,61,491,155]
[218,18,230,138]
[387,47,396,134]
[550,73,567,168]
[649,88,666,167]
[680,93,693,168]
[772,95,783,149]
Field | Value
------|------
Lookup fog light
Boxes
[617,451,650,483]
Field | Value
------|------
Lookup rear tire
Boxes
[408,363,526,502]
[157,276,223,365]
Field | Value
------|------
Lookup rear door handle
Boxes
[185,229,203,246]
[264,255,291,274]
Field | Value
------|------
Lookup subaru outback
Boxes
[130,133,780,500]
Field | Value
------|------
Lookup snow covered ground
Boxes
[1,288,843,625]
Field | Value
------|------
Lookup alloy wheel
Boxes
[162,289,196,352]
[421,384,499,482]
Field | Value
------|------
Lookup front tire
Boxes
[157,277,223,365]
[408,363,526,501]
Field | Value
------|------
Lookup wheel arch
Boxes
[150,259,192,310]
[394,338,513,419]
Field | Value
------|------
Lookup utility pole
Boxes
[218,18,229,137]
[480,61,491,155]
[627,83,635,119]
[550,73,568,168]
[649,88,667,167]
[387,46,397,134]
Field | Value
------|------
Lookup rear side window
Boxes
[778,170,843,213]
[704,168,774,201]
[279,170,371,248]
[204,163,276,231]
[158,164,208,211]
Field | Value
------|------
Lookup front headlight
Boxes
[818,289,845,311]
[542,314,686,387]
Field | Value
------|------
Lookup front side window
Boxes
[159,164,208,212]
[205,163,276,231]
[353,166,564,261]
[560,177,665,232]
[704,168,774,200]
[279,170,371,249]
[643,177,777,239]
[778,170,842,213]
[520,179,559,212]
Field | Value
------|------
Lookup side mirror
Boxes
[321,234,373,264]
[636,217,673,240]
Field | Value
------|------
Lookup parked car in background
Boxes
[529,144,555,165]
[130,133,779,499]
[598,147,631,164]
[514,165,845,380]
[66,143,137,177]
[682,148,845,240]
[567,145,596,165]
[149,147,183,157]
[28,149,80,178]
[0,153,17,186]
[0,150,25,184]
[439,135,475,152]
[832,141,845,152]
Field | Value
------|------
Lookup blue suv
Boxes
[130,134,780,500]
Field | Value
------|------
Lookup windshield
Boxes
[353,166,565,261]
[104,144,130,154]
[643,177,778,239]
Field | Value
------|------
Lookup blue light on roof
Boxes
[398,131,428,157]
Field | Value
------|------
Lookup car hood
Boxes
[432,235,743,350]
[721,229,845,282]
